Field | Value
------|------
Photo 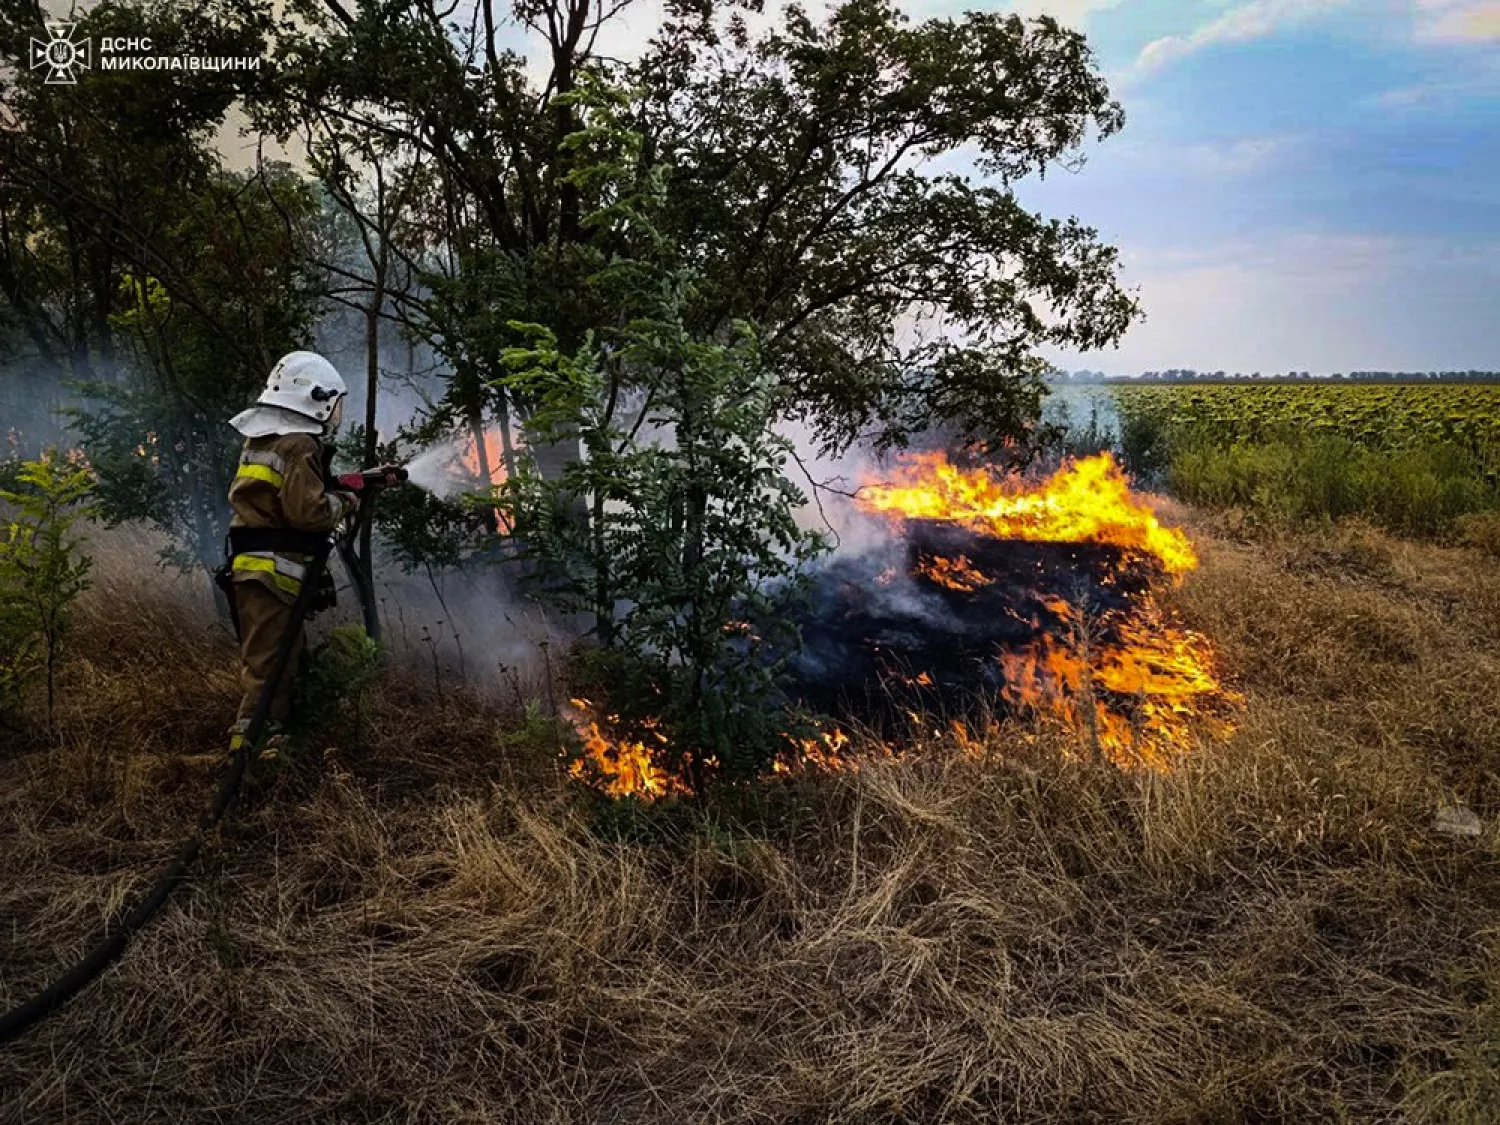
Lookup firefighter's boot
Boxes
[226,719,288,764]
[228,718,251,761]
[259,731,290,765]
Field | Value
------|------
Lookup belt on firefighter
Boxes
[227,527,331,557]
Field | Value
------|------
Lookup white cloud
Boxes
[1181,134,1298,175]
[1133,0,1351,75]
[1046,233,1500,373]
[1371,61,1500,107]
[1416,0,1500,41]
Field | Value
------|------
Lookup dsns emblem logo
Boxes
[30,22,91,85]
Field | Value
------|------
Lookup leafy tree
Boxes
[0,449,97,726]
[499,79,826,784]
[0,0,281,381]
[2,2,326,584]
[253,0,1138,514]
[68,162,324,578]
[641,0,1136,456]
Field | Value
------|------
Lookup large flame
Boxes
[858,451,1198,575]
[565,451,1236,796]
[857,451,1236,766]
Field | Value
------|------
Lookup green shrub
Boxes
[1110,384,1500,539]
[1166,435,1499,539]
[289,624,383,744]
[0,450,97,725]
[1117,405,1174,484]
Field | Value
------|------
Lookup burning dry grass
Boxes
[2,517,1499,1122]
[859,451,1200,574]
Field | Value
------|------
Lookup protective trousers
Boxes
[233,580,307,724]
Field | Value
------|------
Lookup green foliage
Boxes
[1117,405,1174,486]
[1113,383,1500,459]
[0,450,97,724]
[498,78,828,785]
[647,0,1138,455]
[498,699,578,763]
[289,624,383,740]
[1105,384,1500,538]
[1168,436,1500,538]
[505,316,825,783]
[0,0,278,383]
[67,381,232,570]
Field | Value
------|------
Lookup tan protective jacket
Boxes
[228,432,355,604]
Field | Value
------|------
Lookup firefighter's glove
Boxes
[333,489,361,524]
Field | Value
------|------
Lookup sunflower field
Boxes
[1113,383,1500,453]
[1090,383,1500,539]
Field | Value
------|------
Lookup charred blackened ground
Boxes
[782,523,1161,735]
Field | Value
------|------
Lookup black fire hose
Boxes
[0,536,336,1044]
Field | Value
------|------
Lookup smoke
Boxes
[0,352,129,457]
[359,564,571,700]
[774,418,901,558]
[1040,384,1124,457]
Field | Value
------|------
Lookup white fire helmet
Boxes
[256,351,347,425]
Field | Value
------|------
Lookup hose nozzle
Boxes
[337,464,408,492]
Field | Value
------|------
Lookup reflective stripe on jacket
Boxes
[231,551,308,597]
[228,431,353,604]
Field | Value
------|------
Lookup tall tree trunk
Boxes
[467,403,500,536]
[591,484,612,646]
[357,297,383,641]
[495,390,519,484]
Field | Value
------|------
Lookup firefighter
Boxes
[223,351,360,761]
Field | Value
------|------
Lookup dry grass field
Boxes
[2,512,1498,1123]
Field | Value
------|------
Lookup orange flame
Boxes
[950,718,1003,759]
[858,451,1197,575]
[997,598,1239,767]
[565,698,684,799]
[915,553,992,591]
[772,724,898,776]
[460,427,511,489]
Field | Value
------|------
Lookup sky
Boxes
[947,0,1500,374]
[494,0,1500,374]
[98,0,1500,374]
